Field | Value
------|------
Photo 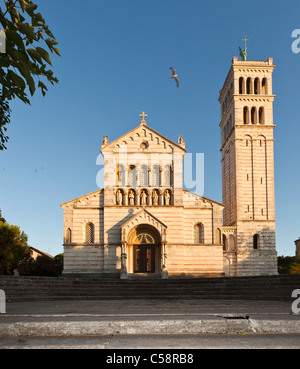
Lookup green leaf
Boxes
[38,80,48,90]
[36,47,52,65]
[18,1,26,12]
[8,6,20,23]
[0,56,10,68]
[45,38,58,48]
[53,47,60,56]
[25,4,38,16]
[5,30,25,51]
[33,12,44,24]
[17,22,37,41]
[27,48,43,64]
[22,72,35,96]
[38,80,48,96]
[8,70,26,90]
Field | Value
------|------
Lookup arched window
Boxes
[85,223,94,244]
[139,165,148,186]
[253,234,259,249]
[216,228,222,244]
[151,165,160,187]
[194,223,204,243]
[254,77,260,94]
[117,164,125,186]
[259,107,264,124]
[162,165,171,186]
[251,107,257,124]
[243,106,249,124]
[128,165,137,187]
[239,77,244,94]
[228,235,235,251]
[66,228,72,244]
[223,234,227,251]
[262,78,267,94]
[244,135,252,148]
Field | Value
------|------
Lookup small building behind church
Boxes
[295,238,300,256]
[61,56,278,278]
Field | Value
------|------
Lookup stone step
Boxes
[4,294,292,302]
[1,275,299,302]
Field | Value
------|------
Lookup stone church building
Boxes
[61,57,278,278]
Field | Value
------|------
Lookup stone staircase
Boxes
[0,274,299,302]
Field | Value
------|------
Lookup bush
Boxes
[278,256,300,274]
[18,254,63,277]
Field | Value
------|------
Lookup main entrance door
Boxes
[127,225,161,274]
[133,244,155,273]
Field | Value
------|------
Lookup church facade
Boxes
[60,57,278,278]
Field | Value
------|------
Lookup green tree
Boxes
[0,0,60,150]
[0,219,31,274]
[0,209,5,222]
[278,256,300,274]
[18,253,63,276]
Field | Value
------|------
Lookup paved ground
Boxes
[0,299,300,349]
[1,334,300,349]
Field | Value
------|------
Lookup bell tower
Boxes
[219,56,277,276]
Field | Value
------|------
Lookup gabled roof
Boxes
[183,189,224,207]
[60,189,103,207]
[121,208,167,230]
[101,123,186,153]
[30,246,53,259]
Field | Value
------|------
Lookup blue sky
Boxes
[1,0,300,257]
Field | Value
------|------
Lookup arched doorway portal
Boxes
[127,225,161,274]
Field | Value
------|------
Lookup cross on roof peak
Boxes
[242,35,249,49]
[139,112,147,125]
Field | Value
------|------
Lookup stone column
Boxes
[120,229,128,279]
[148,167,151,187]
[160,192,164,206]
[149,191,152,206]
[161,229,168,279]
[251,78,254,95]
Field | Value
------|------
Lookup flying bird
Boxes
[170,67,179,87]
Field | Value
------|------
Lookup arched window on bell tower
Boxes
[259,107,265,124]
[239,77,245,94]
[251,107,257,124]
[262,78,267,94]
[254,77,260,94]
[253,234,260,249]
[243,106,249,124]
